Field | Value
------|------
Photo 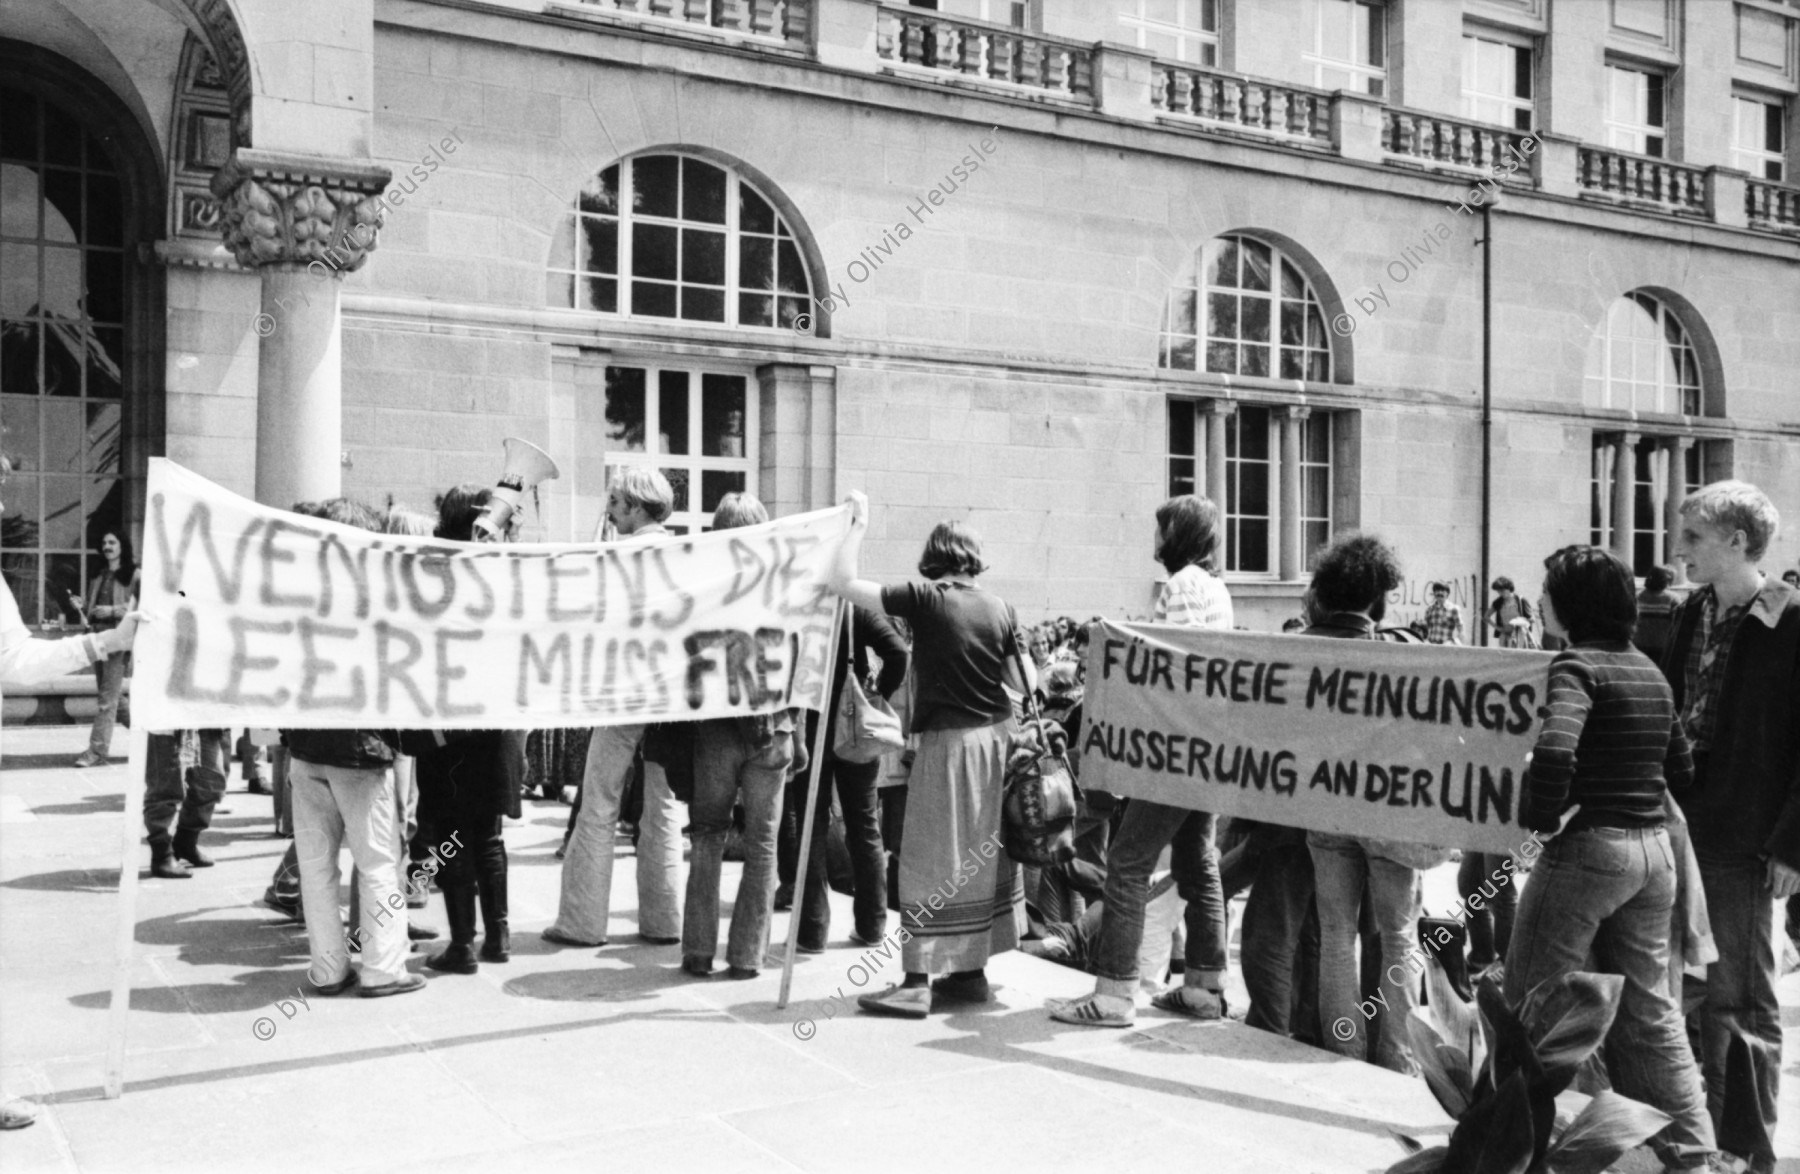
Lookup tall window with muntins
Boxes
[1224,406,1273,575]
[1590,435,1702,575]
[601,363,756,536]
[1583,292,1701,416]
[1160,235,1332,382]
[1299,414,1332,567]
[1119,0,1219,66]
[0,85,126,627]
[923,0,1028,25]
[1462,35,1535,130]
[1733,96,1787,180]
[1304,0,1386,97]
[1167,400,1334,578]
[547,154,812,331]
[1604,64,1666,157]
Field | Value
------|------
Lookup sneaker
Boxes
[726,965,759,980]
[1048,992,1135,1028]
[772,884,793,912]
[849,927,887,948]
[541,926,604,948]
[245,777,270,795]
[1150,985,1226,1021]
[72,750,106,768]
[681,956,714,978]
[359,973,427,998]
[308,971,359,996]
[638,933,680,946]
[0,1099,40,1129]
[857,983,931,1019]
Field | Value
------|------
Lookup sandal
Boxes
[1150,986,1225,1020]
[1048,992,1134,1028]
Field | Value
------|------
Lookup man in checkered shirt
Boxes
[1421,581,1463,644]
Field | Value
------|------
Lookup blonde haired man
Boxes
[1666,480,1797,1174]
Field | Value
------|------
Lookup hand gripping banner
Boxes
[131,460,850,729]
[1079,621,1556,854]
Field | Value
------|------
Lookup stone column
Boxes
[1664,435,1694,583]
[1278,406,1309,581]
[1610,432,1639,565]
[1200,400,1235,513]
[212,149,392,509]
[755,363,838,516]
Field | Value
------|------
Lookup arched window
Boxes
[1583,292,1702,416]
[1160,234,1332,382]
[1,83,127,627]
[546,154,812,330]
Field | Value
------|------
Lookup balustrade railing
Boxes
[1382,109,1533,176]
[1152,64,1331,146]
[874,5,1094,103]
[1746,178,1800,232]
[1576,147,1708,217]
[563,0,811,45]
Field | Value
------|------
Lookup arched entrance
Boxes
[0,40,164,626]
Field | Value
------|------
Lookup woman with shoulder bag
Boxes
[827,492,1032,1018]
[784,603,909,953]
[73,531,139,768]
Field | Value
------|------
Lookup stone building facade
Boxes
[4,0,1798,640]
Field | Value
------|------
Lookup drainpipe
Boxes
[1479,204,1493,648]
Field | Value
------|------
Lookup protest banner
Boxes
[1080,620,1555,854]
[131,459,851,730]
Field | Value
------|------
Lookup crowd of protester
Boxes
[2,435,1795,1172]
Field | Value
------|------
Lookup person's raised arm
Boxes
[827,490,885,615]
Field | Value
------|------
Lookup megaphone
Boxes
[473,437,560,541]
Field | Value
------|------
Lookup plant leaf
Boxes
[1384,1146,1450,1174]
[1423,949,1481,1063]
[1408,1010,1474,1120]
[1472,1072,1538,1174]
[1524,973,1624,1097]
[1541,1091,1671,1174]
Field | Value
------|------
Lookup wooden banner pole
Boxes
[776,598,846,1011]
[104,724,151,1098]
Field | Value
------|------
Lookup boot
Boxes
[478,872,510,963]
[149,836,191,880]
[425,884,479,975]
[172,827,213,867]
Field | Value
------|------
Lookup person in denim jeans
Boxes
[543,467,685,948]
[1052,494,1233,1028]
[684,715,797,978]
[1665,482,1798,1174]
[1506,545,1715,1171]
[1301,533,1440,1075]
[681,493,802,978]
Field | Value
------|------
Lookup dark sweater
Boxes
[1519,641,1691,835]
[1662,578,1800,868]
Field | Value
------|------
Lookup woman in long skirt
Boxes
[827,491,1032,1017]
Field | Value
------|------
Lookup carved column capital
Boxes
[210,150,394,271]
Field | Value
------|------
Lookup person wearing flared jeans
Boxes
[291,758,410,989]
[1088,803,1227,999]
[684,721,794,971]
[1505,827,1714,1170]
[1310,832,1421,1075]
[549,723,683,944]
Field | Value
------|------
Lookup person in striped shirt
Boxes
[1050,494,1232,1028]
[1505,545,1716,1172]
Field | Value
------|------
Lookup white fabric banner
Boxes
[132,459,849,729]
